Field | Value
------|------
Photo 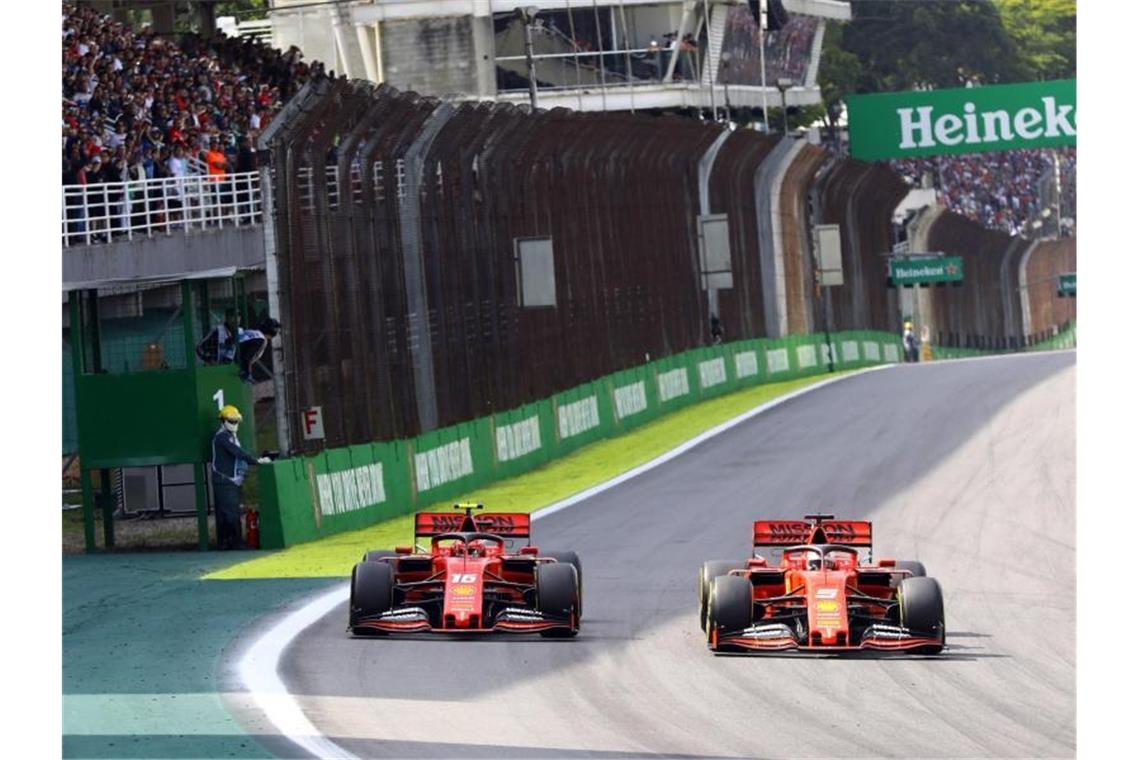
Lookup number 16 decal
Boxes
[450,573,477,583]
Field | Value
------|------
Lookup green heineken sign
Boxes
[890,256,964,286]
[1057,272,1076,297]
[847,79,1076,160]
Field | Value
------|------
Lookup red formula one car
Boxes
[699,514,944,653]
[348,504,581,638]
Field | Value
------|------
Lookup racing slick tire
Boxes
[894,560,927,578]
[898,576,945,653]
[362,549,398,563]
[707,574,752,645]
[536,561,580,638]
[547,551,583,618]
[350,560,395,635]
[699,560,739,632]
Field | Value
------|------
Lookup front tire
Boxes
[707,574,752,647]
[536,561,579,638]
[894,560,927,577]
[350,561,394,635]
[546,551,583,618]
[699,560,739,631]
[898,576,945,653]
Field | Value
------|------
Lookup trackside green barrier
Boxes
[254,328,953,549]
[729,340,765,388]
[610,364,657,431]
[929,321,1076,360]
[551,379,612,458]
[490,400,553,481]
[691,346,734,399]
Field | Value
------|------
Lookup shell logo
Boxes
[451,584,476,597]
[816,600,839,613]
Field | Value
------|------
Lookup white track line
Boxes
[237,584,357,759]
[237,364,891,759]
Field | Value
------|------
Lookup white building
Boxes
[251,1,850,115]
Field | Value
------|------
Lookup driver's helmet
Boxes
[449,543,465,557]
[804,552,822,570]
[467,542,485,557]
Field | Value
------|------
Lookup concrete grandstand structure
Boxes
[261,0,849,113]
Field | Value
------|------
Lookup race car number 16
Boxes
[451,573,477,583]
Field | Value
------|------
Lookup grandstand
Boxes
[888,147,1077,239]
[61,0,321,246]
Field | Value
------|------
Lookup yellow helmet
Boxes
[904,321,913,330]
[219,405,243,423]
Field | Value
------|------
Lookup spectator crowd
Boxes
[720,9,819,87]
[61,2,326,201]
[889,147,1077,238]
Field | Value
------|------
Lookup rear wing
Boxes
[414,512,531,540]
[752,520,873,548]
[751,519,873,566]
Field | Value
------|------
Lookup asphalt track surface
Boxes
[260,352,1076,758]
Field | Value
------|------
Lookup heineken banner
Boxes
[847,79,1076,161]
[890,256,964,286]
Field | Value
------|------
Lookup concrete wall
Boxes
[778,141,828,334]
[63,226,265,288]
[817,161,909,332]
[1023,238,1077,335]
[382,17,479,96]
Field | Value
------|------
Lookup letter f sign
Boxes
[302,406,325,440]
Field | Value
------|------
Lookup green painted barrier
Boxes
[259,326,1062,549]
[491,400,555,480]
[552,379,612,458]
[610,365,657,430]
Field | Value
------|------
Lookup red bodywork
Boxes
[708,517,942,653]
[351,512,577,635]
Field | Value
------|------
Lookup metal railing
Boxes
[61,171,261,247]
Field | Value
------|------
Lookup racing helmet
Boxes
[218,404,242,423]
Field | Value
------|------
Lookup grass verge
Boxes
[206,370,859,580]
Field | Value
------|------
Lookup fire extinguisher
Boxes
[244,509,260,549]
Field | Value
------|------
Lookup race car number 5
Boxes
[451,573,477,583]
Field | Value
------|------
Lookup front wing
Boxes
[712,622,942,653]
[350,605,575,635]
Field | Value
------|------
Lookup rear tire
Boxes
[536,562,579,638]
[546,551,583,618]
[699,560,739,631]
[350,561,394,634]
[708,574,752,644]
[898,576,944,653]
